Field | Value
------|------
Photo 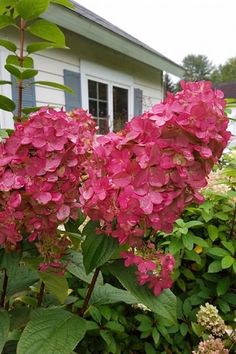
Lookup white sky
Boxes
[75,0,236,71]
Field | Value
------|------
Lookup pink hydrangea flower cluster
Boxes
[80,81,230,294]
[80,81,231,244]
[0,108,96,263]
[121,250,175,295]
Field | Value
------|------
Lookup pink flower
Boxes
[0,107,96,267]
[80,81,231,246]
[121,250,175,296]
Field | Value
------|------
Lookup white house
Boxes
[0,0,184,133]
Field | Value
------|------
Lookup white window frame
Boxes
[80,60,134,132]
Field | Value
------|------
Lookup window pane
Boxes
[99,83,107,100]
[88,80,97,99]
[89,99,97,117]
[99,101,108,118]
[113,86,128,132]
[99,119,109,134]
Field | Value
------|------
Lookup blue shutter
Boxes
[134,88,143,116]
[64,70,82,111]
[11,75,36,112]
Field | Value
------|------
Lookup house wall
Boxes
[0,28,163,129]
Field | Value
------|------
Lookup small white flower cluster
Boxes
[196,303,226,337]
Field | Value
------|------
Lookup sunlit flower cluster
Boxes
[0,107,96,265]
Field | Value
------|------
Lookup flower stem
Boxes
[80,268,100,317]
[17,18,26,122]
[0,269,8,308]
[37,281,45,307]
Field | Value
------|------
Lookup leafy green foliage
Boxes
[109,260,177,326]
[0,311,10,352]
[39,272,69,304]
[17,309,86,354]
[82,220,119,274]
[17,0,50,20]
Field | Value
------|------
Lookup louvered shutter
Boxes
[133,88,143,116]
[64,70,82,111]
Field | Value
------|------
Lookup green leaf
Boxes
[191,322,203,337]
[152,327,160,346]
[39,271,68,304]
[207,225,218,241]
[214,212,229,221]
[85,320,99,331]
[88,306,102,324]
[207,247,230,258]
[90,283,137,305]
[184,250,201,264]
[17,309,86,354]
[5,64,37,80]
[182,234,193,250]
[0,39,16,52]
[5,64,21,78]
[66,250,103,285]
[0,310,10,352]
[109,260,177,326]
[0,15,14,29]
[180,323,188,337]
[50,0,74,8]
[217,299,230,313]
[0,95,16,111]
[5,265,39,297]
[17,0,49,20]
[0,129,9,142]
[221,255,235,269]
[169,239,183,254]
[6,55,34,68]
[26,42,62,54]
[33,81,73,93]
[21,107,40,114]
[184,220,203,228]
[0,80,12,85]
[221,241,235,256]
[217,276,230,296]
[28,19,65,46]
[144,342,156,354]
[183,298,192,317]
[21,69,38,79]
[191,236,209,248]
[82,220,119,274]
[106,321,124,332]
[233,261,236,273]
[208,260,222,273]
[100,330,117,354]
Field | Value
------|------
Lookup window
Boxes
[88,80,109,134]
[113,86,128,132]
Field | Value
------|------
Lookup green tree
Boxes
[182,54,214,81]
[163,73,175,96]
[210,57,236,83]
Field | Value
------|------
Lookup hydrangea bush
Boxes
[0,0,233,353]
